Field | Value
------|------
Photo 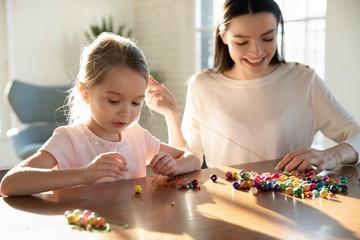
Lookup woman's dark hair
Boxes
[213,0,284,73]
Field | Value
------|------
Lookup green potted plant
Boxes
[85,16,162,83]
[85,16,132,41]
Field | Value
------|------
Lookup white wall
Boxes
[0,0,135,169]
[8,0,134,86]
[324,0,360,147]
[134,0,196,142]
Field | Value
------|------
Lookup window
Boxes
[195,0,224,71]
[196,0,327,149]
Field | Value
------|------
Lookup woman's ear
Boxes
[220,32,228,45]
[77,82,89,103]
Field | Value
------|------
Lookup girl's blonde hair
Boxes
[66,32,149,125]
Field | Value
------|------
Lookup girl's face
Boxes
[80,66,147,142]
[221,12,278,79]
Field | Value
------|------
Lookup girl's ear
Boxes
[77,82,89,103]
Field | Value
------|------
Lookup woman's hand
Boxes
[145,76,178,117]
[82,152,128,184]
[149,152,179,177]
[275,146,342,174]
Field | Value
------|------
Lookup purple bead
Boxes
[261,183,270,192]
[329,185,338,194]
[210,174,217,182]
[340,184,348,192]
[232,181,240,189]
[273,183,281,192]
[192,179,199,186]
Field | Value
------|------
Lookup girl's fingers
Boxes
[150,153,173,174]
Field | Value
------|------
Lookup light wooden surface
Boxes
[1,161,360,240]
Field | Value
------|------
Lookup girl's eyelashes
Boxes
[235,37,274,46]
[108,99,143,106]
[109,100,119,104]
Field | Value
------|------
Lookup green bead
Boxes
[294,187,303,196]
[241,172,250,180]
[339,176,347,182]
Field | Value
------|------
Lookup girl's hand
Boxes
[275,146,340,174]
[145,76,178,116]
[149,152,179,177]
[82,152,128,184]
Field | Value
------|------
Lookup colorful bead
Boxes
[261,183,270,192]
[302,184,311,192]
[241,172,250,180]
[192,179,199,187]
[285,187,293,195]
[320,190,328,198]
[177,179,188,187]
[225,171,233,179]
[340,184,348,192]
[250,187,258,195]
[232,172,239,180]
[294,187,303,196]
[64,209,109,232]
[232,181,240,189]
[210,174,217,182]
[239,169,247,175]
[329,185,338,194]
[135,185,142,193]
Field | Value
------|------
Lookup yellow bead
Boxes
[320,190,328,198]
[232,172,239,180]
[135,185,142,193]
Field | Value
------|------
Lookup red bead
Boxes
[225,171,233,179]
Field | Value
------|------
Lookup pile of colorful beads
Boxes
[64,209,110,232]
[221,168,349,198]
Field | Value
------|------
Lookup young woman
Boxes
[146,0,360,173]
[0,33,201,197]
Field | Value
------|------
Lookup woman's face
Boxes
[221,12,278,79]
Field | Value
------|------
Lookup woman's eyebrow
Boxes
[233,29,277,38]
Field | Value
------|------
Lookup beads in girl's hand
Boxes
[64,209,110,232]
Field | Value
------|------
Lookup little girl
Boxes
[0,33,201,196]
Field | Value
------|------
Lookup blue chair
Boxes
[6,80,70,159]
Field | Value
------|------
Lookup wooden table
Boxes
[1,161,360,240]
